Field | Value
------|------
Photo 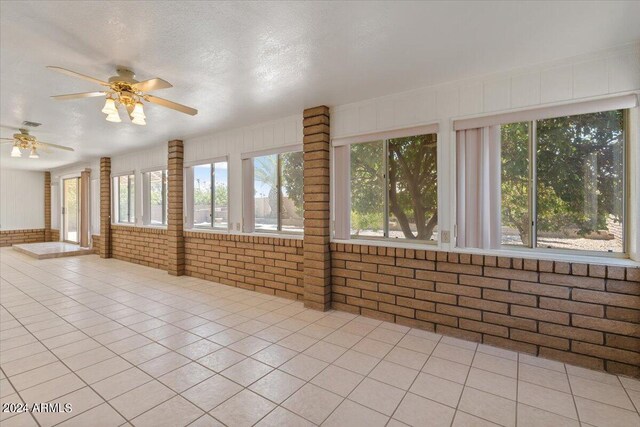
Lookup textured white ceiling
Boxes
[1,1,639,171]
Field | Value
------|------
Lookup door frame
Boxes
[62,175,81,244]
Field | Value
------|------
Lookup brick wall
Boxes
[167,140,185,276]
[303,106,332,310]
[184,232,304,300]
[111,226,168,270]
[0,229,45,247]
[51,229,60,242]
[99,157,112,258]
[92,234,101,250]
[330,243,640,376]
[44,171,51,241]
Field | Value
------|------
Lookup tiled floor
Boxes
[1,248,638,427]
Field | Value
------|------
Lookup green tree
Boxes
[501,110,624,243]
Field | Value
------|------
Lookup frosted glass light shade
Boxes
[102,97,117,114]
[11,146,21,157]
[106,111,122,123]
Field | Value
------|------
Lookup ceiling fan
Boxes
[48,66,198,125]
[1,128,74,159]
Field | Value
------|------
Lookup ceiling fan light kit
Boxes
[48,66,198,126]
[1,128,74,160]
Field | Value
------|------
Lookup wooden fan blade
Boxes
[132,78,173,92]
[145,95,198,116]
[51,91,107,101]
[47,66,109,86]
[1,138,15,141]
[37,141,74,151]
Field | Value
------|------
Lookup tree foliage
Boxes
[501,110,624,244]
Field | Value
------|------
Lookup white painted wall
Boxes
[0,169,44,230]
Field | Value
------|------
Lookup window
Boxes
[349,133,438,241]
[500,110,625,253]
[143,170,167,226]
[247,149,304,233]
[192,160,228,229]
[113,174,135,224]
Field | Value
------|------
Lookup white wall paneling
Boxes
[0,169,44,230]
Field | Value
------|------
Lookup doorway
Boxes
[62,177,81,244]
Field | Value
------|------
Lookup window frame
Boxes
[184,156,229,231]
[242,145,304,235]
[112,172,135,224]
[333,126,440,244]
[142,168,168,227]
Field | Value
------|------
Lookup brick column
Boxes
[167,140,185,276]
[303,106,331,311]
[44,171,52,242]
[100,157,112,258]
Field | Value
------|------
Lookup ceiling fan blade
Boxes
[47,66,109,86]
[132,78,173,92]
[145,95,198,116]
[51,91,107,101]
[37,141,74,152]
[0,138,15,142]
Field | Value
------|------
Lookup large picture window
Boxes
[501,110,625,253]
[113,174,135,224]
[246,149,304,233]
[143,169,168,226]
[349,133,438,241]
[192,160,228,229]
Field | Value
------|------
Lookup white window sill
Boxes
[332,238,640,267]
[185,228,230,235]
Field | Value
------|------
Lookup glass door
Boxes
[63,177,81,243]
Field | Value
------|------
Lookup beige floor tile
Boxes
[458,387,516,427]
[279,353,328,381]
[158,331,201,350]
[92,367,153,400]
[368,360,419,390]
[569,375,635,410]
[384,346,429,370]
[109,379,175,419]
[252,344,298,367]
[441,336,478,350]
[410,372,463,408]
[197,347,246,372]
[189,321,227,338]
[181,374,242,411]
[352,337,394,358]
[323,330,362,348]
[298,323,335,340]
[518,353,566,373]
[51,338,102,360]
[57,402,125,427]
[452,410,501,426]
[518,362,571,393]
[393,392,455,427]
[277,332,317,352]
[0,378,15,398]
[566,365,621,386]
[249,369,305,403]
[120,342,169,365]
[311,365,364,397]
[220,357,273,386]
[466,367,517,400]
[396,334,438,355]
[367,326,406,345]
[620,376,640,392]
[253,325,293,342]
[158,362,215,393]
[302,340,346,363]
[422,356,470,384]
[75,356,132,384]
[175,339,222,359]
[574,396,640,427]
[517,381,577,420]
[63,346,116,371]
[9,361,71,391]
[324,399,389,427]
[516,403,580,427]
[432,342,475,365]
[131,395,203,427]
[208,328,248,346]
[0,412,39,427]
[348,377,405,416]
[138,351,190,377]
[106,334,152,354]
[188,414,225,427]
[20,373,85,403]
[32,386,104,427]
[210,389,275,427]
[228,336,271,356]
[333,349,380,375]
[1,342,49,364]
[477,343,518,361]
[283,383,342,424]
[472,352,517,378]
[255,406,314,427]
